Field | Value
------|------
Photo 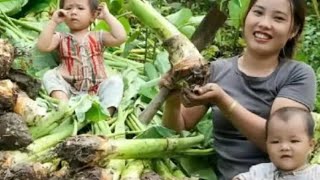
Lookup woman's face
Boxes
[243,0,295,56]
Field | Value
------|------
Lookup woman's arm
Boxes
[183,83,311,152]
[219,93,308,152]
[96,3,127,46]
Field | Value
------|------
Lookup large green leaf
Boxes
[93,17,130,35]
[135,125,176,139]
[166,8,193,28]
[31,23,69,75]
[18,0,52,17]
[187,15,205,26]
[196,112,213,148]
[154,51,170,75]
[31,49,58,72]
[138,77,160,101]
[144,62,159,80]
[228,0,250,28]
[85,98,109,123]
[139,86,158,100]
[179,25,195,39]
[121,68,146,107]
[93,21,109,33]
[177,156,217,180]
[118,17,131,34]
[0,0,28,16]
[122,30,141,57]
[69,95,93,122]
[109,0,124,15]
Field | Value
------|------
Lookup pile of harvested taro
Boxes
[0,39,211,180]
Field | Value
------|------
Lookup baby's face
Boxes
[266,116,314,172]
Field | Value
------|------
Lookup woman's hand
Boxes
[96,2,110,20]
[159,72,181,98]
[181,83,224,107]
[51,9,68,24]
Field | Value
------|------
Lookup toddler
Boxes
[37,0,127,116]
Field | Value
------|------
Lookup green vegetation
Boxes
[0,0,319,179]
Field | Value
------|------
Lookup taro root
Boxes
[0,112,33,150]
[0,39,14,79]
[72,166,113,180]
[0,79,45,122]
[13,91,47,126]
[8,69,41,99]
[49,166,112,180]
[0,80,17,115]
[48,165,71,180]
[55,134,106,168]
[0,163,50,180]
[0,151,29,171]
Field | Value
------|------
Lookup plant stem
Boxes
[128,0,180,40]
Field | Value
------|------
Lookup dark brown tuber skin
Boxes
[48,166,72,180]
[0,39,14,79]
[0,163,50,180]
[8,69,41,99]
[48,166,112,180]
[0,113,33,150]
[170,60,210,94]
[0,80,17,115]
[72,166,112,180]
[55,134,107,168]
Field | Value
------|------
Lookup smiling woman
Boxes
[160,0,317,179]
[243,0,305,59]
[244,0,294,58]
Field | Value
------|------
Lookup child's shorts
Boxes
[42,68,124,109]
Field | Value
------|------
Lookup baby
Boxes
[233,107,320,179]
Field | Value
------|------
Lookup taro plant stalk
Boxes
[55,134,205,166]
[128,0,226,124]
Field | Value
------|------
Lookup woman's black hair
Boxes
[243,0,306,59]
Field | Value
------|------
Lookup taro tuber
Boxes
[0,112,33,150]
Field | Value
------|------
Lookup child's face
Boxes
[266,116,314,172]
[62,0,95,32]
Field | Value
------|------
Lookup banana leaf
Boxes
[0,0,28,16]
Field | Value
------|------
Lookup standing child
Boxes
[233,107,320,179]
[37,0,127,116]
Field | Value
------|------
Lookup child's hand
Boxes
[96,2,110,20]
[51,9,68,24]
